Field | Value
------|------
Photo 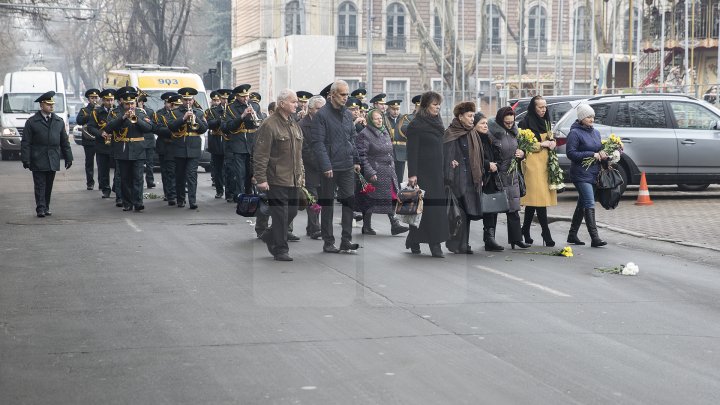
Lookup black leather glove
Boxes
[65,161,72,170]
[22,162,30,169]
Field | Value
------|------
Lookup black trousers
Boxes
[394,160,406,184]
[96,152,112,194]
[113,159,122,202]
[83,145,95,187]
[159,154,176,201]
[319,169,355,245]
[32,171,56,213]
[266,186,299,256]
[118,159,145,208]
[211,153,225,195]
[175,157,199,205]
[226,152,252,200]
[144,148,155,185]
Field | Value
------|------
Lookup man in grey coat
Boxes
[21,91,73,217]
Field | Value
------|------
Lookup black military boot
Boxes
[388,214,409,235]
[483,227,504,251]
[583,208,607,247]
[567,205,586,245]
[361,212,376,235]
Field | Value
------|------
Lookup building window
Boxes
[433,10,442,47]
[624,7,639,53]
[431,78,443,92]
[338,1,358,50]
[385,80,407,104]
[341,79,360,91]
[574,6,590,52]
[573,81,592,95]
[386,3,406,50]
[285,0,304,36]
[528,5,547,53]
[485,4,501,53]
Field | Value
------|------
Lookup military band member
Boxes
[370,93,387,114]
[206,90,227,199]
[153,93,181,205]
[169,87,209,209]
[87,89,116,198]
[221,84,260,203]
[295,90,313,121]
[396,95,421,181]
[350,88,367,103]
[360,102,369,116]
[250,92,268,120]
[21,91,73,217]
[105,90,152,211]
[386,99,406,183]
[110,86,137,207]
[137,92,156,189]
[77,88,100,190]
[346,97,365,133]
[319,83,332,102]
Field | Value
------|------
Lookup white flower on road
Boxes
[621,262,639,276]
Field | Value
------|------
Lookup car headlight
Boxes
[2,127,18,136]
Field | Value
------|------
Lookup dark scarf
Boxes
[443,117,484,188]
[520,99,552,142]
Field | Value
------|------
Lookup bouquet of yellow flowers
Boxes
[508,128,538,174]
[583,134,624,170]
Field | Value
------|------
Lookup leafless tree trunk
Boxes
[133,0,193,66]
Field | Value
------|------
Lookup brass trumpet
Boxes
[189,111,200,131]
[247,102,262,126]
[129,108,138,124]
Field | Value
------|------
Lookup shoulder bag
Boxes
[396,186,424,216]
[482,176,510,214]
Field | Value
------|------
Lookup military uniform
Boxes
[396,95,421,183]
[86,89,116,198]
[105,91,153,211]
[169,87,209,209]
[221,84,259,203]
[153,92,178,204]
[138,94,156,189]
[20,91,73,217]
[206,90,228,199]
[76,88,100,190]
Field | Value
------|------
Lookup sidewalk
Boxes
[543,185,720,251]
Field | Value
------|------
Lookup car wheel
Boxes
[677,183,710,192]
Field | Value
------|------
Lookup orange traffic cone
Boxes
[635,172,653,206]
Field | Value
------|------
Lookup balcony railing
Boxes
[527,37,547,53]
[486,38,501,53]
[386,35,406,50]
[337,35,358,50]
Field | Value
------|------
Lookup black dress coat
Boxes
[105,107,153,161]
[205,105,225,155]
[356,125,399,214]
[21,112,73,171]
[87,106,113,155]
[488,121,522,212]
[405,113,450,244]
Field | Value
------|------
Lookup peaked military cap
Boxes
[386,99,402,107]
[177,87,198,99]
[35,91,56,104]
[160,91,176,101]
[369,93,386,104]
[296,90,313,101]
[345,97,361,108]
[319,83,332,99]
[217,89,232,98]
[210,91,220,100]
[85,88,101,98]
[116,86,136,98]
[232,84,251,97]
[249,92,261,102]
[351,88,367,100]
[360,103,369,111]
[100,89,116,99]
[138,94,148,103]
[122,91,139,102]
[167,94,183,105]
[411,95,422,105]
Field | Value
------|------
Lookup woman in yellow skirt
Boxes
[518,96,557,246]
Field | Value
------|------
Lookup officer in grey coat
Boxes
[20,91,73,217]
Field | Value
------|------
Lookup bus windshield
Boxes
[2,93,66,114]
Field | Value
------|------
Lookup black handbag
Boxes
[396,186,423,216]
[236,187,269,217]
[446,186,463,238]
[596,164,624,210]
[516,170,527,197]
[482,176,510,214]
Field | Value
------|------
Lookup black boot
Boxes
[429,243,445,258]
[537,207,555,247]
[522,207,535,244]
[484,228,505,251]
[567,205,586,245]
[361,212,376,235]
[388,214,409,235]
[584,208,607,247]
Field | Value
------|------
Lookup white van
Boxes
[0,67,69,160]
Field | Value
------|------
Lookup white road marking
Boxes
[475,265,572,298]
[125,218,142,233]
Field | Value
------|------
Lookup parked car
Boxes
[509,95,594,124]
[553,93,720,195]
[72,124,83,145]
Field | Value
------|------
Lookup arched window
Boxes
[528,5,547,52]
[624,7,639,53]
[338,2,358,49]
[574,6,591,52]
[485,4,501,53]
[386,3,406,50]
[285,0,304,36]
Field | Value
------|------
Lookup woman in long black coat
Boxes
[405,91,450,258]
[443,102,484,254]
[484,108,531,250]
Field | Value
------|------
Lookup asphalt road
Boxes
[1,146,720,404]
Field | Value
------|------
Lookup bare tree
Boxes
[132,0,193,66]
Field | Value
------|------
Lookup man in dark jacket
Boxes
[153,93,179,205]
[299,95,326,239]
[86,89,116,198]
[21,91,73,217]
[311,80,361,253]
[76,88,100,190]
[221,84,260,203]
[254,89,304,261]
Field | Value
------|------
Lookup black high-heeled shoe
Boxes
[522,228,534,245]
[510,241,531,249]
[429,243,445,258]
[542,237,556,247]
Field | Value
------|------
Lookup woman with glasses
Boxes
[517,96,557,246]
[484,108,531,250]
[405,91,450,258]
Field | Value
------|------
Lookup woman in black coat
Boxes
[443,102,484,254]
[484,109,531,250]
[405,91,450,258]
